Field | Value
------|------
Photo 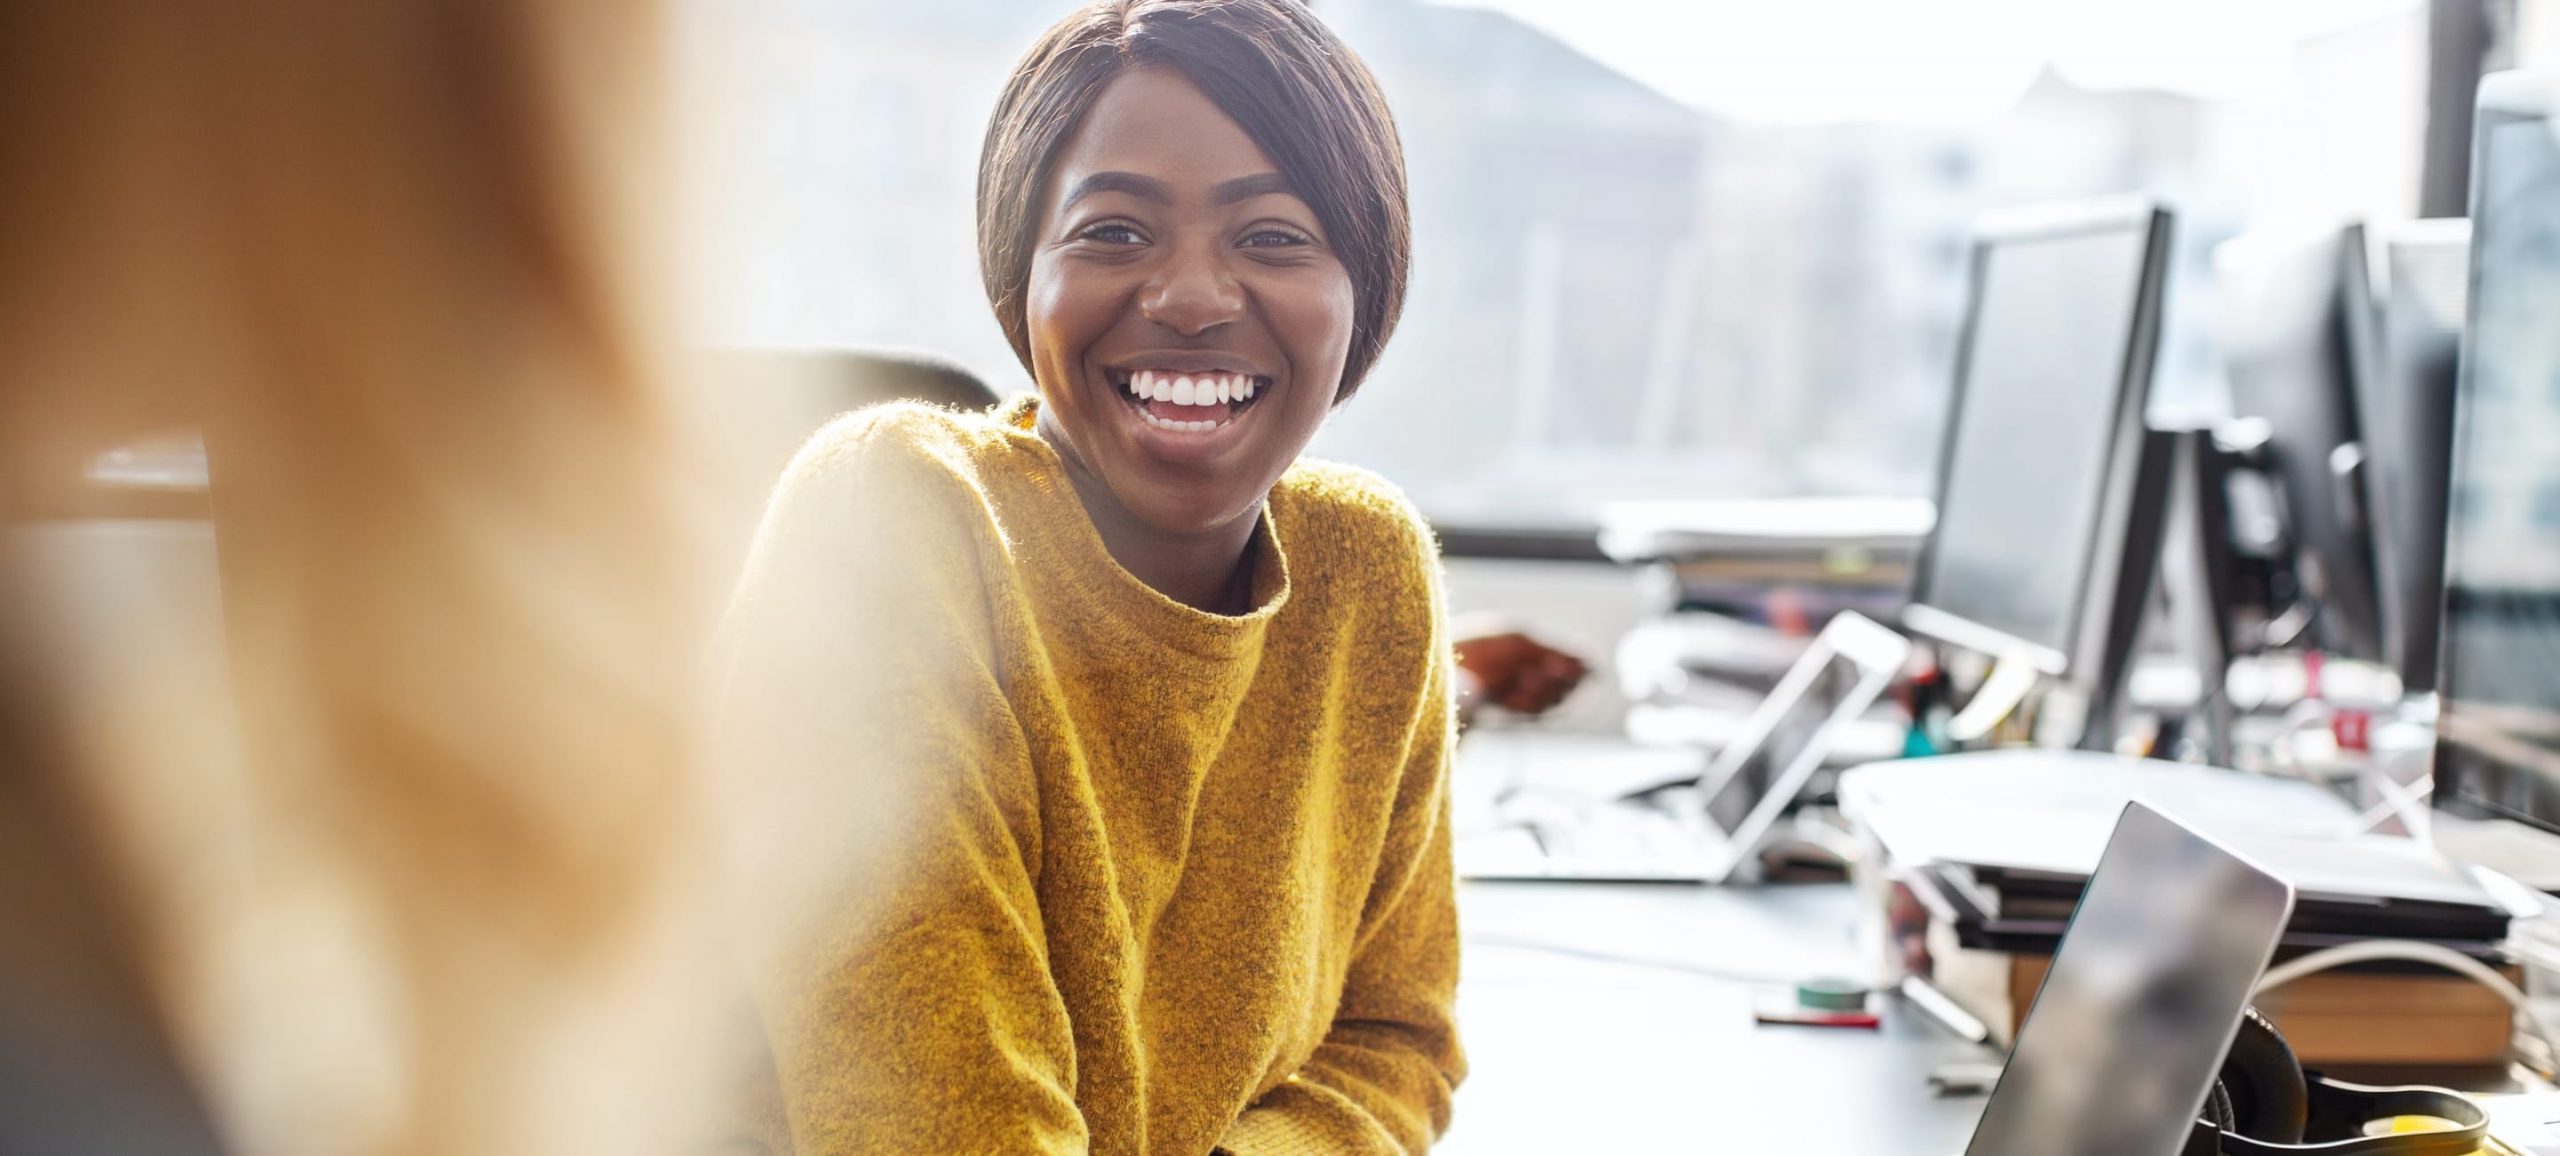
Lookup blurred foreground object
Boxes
[0,2,733,1154]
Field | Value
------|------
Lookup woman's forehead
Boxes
[1048,67,1288,202]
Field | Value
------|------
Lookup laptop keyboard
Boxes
[1459,787,1724,881]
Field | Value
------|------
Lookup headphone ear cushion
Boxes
[2216,1006,2308,1144]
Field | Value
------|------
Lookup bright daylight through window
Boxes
[688,0,2436,528]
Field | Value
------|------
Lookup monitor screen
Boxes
[1964,804,2294,1156]
[1916,215,2154,666]
[2439,99,2560,836]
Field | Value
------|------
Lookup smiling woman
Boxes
[1015,63,1365,608]
[980,2,1410,610]
[714,2,1463,1155]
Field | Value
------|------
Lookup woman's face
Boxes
[1025,67,1356,538]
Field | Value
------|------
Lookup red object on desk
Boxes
[1753,988,1882,1030]
[1754,1007,1882,1030]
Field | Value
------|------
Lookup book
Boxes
[1923,921,2521,1066]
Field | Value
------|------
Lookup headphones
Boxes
[2185,1008,2491,1156]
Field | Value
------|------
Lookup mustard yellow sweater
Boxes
[717,398,1465,1155]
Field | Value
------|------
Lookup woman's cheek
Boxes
[1024,263,1081,359]
[1271,270,1357,395]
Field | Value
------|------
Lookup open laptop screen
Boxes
[1693,611,1908,853]
[1701,655,1860,837]
[1964,802,2295,1156]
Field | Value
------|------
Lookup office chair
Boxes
[711,345,1000,474]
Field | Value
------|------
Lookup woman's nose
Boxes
[1139,243,1244,337]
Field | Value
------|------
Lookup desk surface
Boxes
[1442,881,1990,1154]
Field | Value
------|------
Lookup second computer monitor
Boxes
[2217,225,2387,664]
[1907,199,2174,680]
[2361,220,2471,694]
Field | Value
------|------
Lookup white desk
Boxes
[1441,881,1990,1154]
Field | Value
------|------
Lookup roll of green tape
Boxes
[1797,977,1869,1012]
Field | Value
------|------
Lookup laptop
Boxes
[1457,611,1910,883]
[1958,801,2297,1156]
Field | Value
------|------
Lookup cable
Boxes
[1463,933,1802,986]
[2252,939,2560,1080]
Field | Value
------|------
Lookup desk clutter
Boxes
[1915,868,2518,1066]
[1841,752,2557,1073]
[1450,115,2560,1149]
[1444,68,2560,1155]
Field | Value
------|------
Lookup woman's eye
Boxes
[1244,226,1320,249]
[1078,223,1145,245]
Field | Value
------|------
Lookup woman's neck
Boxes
[1044,430,1260,615]
[1088,499,1258,614]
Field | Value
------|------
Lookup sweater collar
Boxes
[994,394,1293,658]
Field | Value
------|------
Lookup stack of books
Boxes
[1841,751,2526,1068]
[1905,858,2518,1065]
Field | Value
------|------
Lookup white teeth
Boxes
[1136,405,1231,432]
[1121,369,1263,409]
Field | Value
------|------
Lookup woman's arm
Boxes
[716,422,1087,1154]
[1217,635,1467,1154]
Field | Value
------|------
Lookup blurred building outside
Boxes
[688,0,2436,526]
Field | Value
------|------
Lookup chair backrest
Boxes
[709,346,1003,581]
[713,345,996,475]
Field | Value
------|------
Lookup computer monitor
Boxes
[1905,199,2173,690]
[2155,426,2251,765]
[2216,225,2387,664]
[2435,71,2560,836]
[2355,220,2470,695]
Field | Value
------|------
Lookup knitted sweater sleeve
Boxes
[1218,536,1467,1155]
[716,419,1087,1155]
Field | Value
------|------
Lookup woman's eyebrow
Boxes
[1057,170,1296,210]
[1214,172,1293,205]
[1059,170,1169,208]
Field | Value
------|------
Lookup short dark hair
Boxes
[977,0,1411,402]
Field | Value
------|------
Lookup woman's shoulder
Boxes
[751,400,1033,574]
[1273,457,1442,584]
[777,400,1018,497]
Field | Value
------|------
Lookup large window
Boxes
[687,0,2432,527]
